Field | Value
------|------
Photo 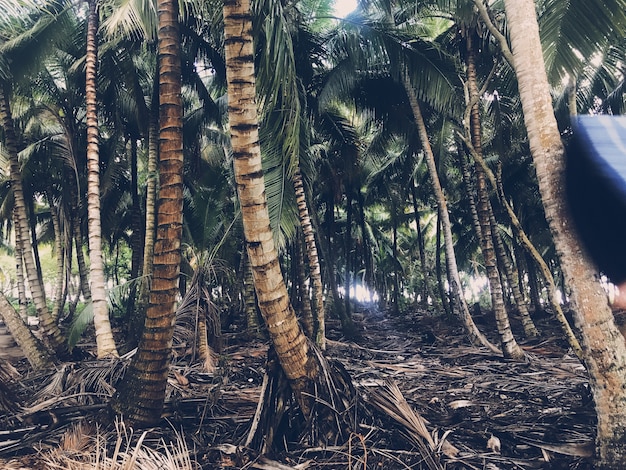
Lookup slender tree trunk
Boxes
[402,75,499,354]
[13,210,28,321]
[49,202,66,321]
[113,0,185,426]
[141,90,159,293]
[85,0,118,358]
[343,193,353,321]
[0,85,66,356]
[489,205,538,337]
[504,2,626,466]
[0,294,51,370]
[410,182,435,306]
[465,37,524,360]
[223,0,346,423]
[434,210,450,316]
[241,248,262,337]
[293,169,325,348]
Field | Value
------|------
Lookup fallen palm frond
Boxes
[40,419,198,470]
[365,379,444,470]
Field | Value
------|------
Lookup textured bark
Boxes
[241,249,262,337]
[295,237,314,339]
[465,37,524,360]
[223,0,321,418]
[488,204,538,337]
[0,294,51,370]
[113,0,184,426]
[403,75,499,354]
[85,0,118,359]
[13,210,28,320]
[504,1,626,466]
[0,85,66,355]
[293,169,325,348]
[410,182,435,306]
[49,203,66,322]
[141,92,159,292]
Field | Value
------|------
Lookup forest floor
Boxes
[0,303,599,469]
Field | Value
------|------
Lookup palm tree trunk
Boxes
[293,169,325,348]
[489,204,538,337]
[85,0,118,359]
[13,210,29,321]
[410,181,435,306]
[504,2,626,466]
[0,84,66,356]
[223,0,336,420]
[114,0,185,425]
[49,202,66,321]
[465,37,524,360]
[461,126,581,356]
[0,294,52,370]
[402,75,499,354]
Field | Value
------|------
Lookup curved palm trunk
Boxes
[402,75,499,354]
[85,0,118,359]
[465,38,524,360]
[504,2,626,466]
[0,294,51,370]
[0,85,66,356]
[223,0,324,418]
[464,131,581,355]
[489,204,538,337]
[293,169,325,348]
[113,0,185,426]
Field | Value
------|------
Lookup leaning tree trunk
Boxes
[85,0,118,359]
[223,0,354,436]
[0,294,51,371]
[112,0,185,426]
[293,169,326,348]
[0,84,66,356]
[504,1,626,467]
[465,35,525,360]
[402,75,499,354]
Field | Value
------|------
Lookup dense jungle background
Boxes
[1,0,626,468]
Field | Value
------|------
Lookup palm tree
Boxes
[113,0,185,425]
[503,1,626,466]
[0,4,70,357]
[223,0,353,444]
[85,0,119,358]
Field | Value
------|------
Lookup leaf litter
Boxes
[0,305,596,469]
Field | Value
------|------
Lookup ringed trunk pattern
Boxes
[504,1,626,466]
[223,0,320,418]
[85,0,118,358]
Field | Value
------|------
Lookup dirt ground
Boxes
[0,304,597,469]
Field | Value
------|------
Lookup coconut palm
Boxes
[503,1,626,467]
[224,0,354,445]
[113,0,186,425]
[85,0,119,358]
[0,7,71,357]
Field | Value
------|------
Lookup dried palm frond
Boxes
[41,419,198,470]
[365,379,443,470]
[34,358,128,406]
[174,256,223,370]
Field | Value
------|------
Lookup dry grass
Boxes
[38,420,198,470]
